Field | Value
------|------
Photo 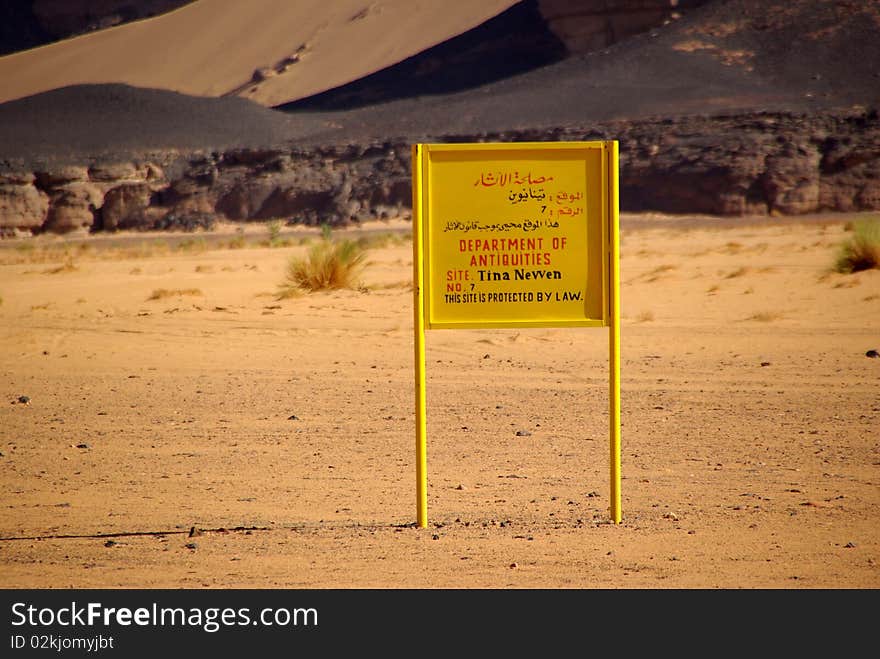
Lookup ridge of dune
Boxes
[0,0,519,107]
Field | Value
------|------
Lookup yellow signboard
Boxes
[415,142,612,328]
[411,141,621,527]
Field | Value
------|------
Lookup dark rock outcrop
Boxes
[612,110,880,216]
[538,0,708,54]
[35,1,192,41]
[1,106,877,235]
[99,182,156,231]
[0,172,48,235]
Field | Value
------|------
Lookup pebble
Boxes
[515,430,532,437]
[104,540,116,548]
[76,443,90,449]
[185,542,198,550]
[866,349,879,358]
[17,395,30,405]
[288,414,300,420]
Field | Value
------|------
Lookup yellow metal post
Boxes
[411,145,429,528]
[608,141,622,523]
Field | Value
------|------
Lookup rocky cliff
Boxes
[2,106,877,236]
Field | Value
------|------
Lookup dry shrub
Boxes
[834,218,880,273]
[267,220,283,242]
[278,239,367,297]
[147,288,203,301]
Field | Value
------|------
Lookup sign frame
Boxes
[411,140,621,526]
[418,141,610,330]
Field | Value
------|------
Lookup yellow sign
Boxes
[416,142,611,328]
[411,141,621,527]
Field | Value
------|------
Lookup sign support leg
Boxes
[609,142,622,523]
[414,315,428,528]
[412,145,429,528]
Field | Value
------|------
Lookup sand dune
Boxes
[0,0,518,107]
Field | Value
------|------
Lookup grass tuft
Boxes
[268,220,283,242]
[278,238,367,297]
[834,217,880,273]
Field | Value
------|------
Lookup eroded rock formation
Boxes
[1,108,877,236]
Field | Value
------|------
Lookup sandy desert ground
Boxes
[0,213,878,589]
